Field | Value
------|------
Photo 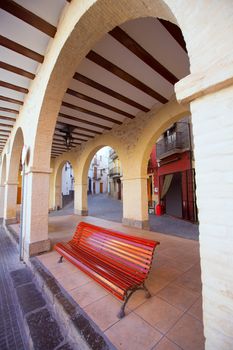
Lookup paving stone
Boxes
[73,314,110,350]
[26,308,64,350]
[50,194,199,240]
[0,226,29,349]
[55,291,77,318]
[16,283,46,315]
[10,268,33,287]
[56,343,74,350]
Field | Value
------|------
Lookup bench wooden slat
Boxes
[68,243,146,286]
[55,222,160,316]
[56,243,135,291]
[79,234,154,261]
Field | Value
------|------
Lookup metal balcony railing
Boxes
[93,158,99,166]
[156,122,190,159]
[109,149,118,160]
[109,166,121,177]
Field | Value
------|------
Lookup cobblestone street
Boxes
[0,227,75,350]
[0,227,28,350]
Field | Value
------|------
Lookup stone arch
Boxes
[74,134,125,215]
[138,99,190,178]
[53,157,75,209]
[0,154,7,218]
[4,127,24,222]
[8,127,24,183]
[0,154,7,186]
[31,0,194,172]
[78,135,125,184]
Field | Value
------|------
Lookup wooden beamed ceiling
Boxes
[0,1,189,157]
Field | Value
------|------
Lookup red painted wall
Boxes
[158,151,191,176]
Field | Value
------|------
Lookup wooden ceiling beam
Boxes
[62,101,122,125]
[0,61,35,79]
[0,35,44,63]
[58,113,110,131]
[55,127,94,139]
[158,19,187,53]
[52,147,75,152]
[74,73,149,112]
[53,134,86,142]
[0,106,19,114]
[52,146,80,152]
[66,88,134,119]
[53,139,81,146]
[86,50,168,104]
[0,81,28,94]
[0,122,13,128]
[1,1,57,37]
[109,26,178,85]
[0,129,11,133]
[0,115,16,122]
[0,95,23,105]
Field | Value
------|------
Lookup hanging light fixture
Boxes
[64,131,73,149]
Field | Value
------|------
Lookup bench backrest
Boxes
[69,222,160,280]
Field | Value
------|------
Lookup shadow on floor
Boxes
[49,194,199,241]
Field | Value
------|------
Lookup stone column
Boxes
[22,167,51,257]
[48,168,55,211]
[176,63,233,349]
[122,177,149,229]
[0,185,5,219]
[74,182,88,216]
[3,182,18,224]
[55,184,62,209]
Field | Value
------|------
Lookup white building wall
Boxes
[61,162,74,195]
[88,147,110,194]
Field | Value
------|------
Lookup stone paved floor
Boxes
[41,215,204,350]
[0,226,29,350]
[50,194,199,241]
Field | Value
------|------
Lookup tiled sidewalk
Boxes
[38,216,205,350]
[0,226,28,350]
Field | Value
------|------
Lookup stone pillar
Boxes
[22,168,51,257]
[74,182,88,216]
[49,168,55,211]
[0,185,5,219]
[122,177,149,229]
[176,63,233,349]
[55,184,62,209]
[3,182,18,224]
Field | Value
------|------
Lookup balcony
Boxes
[93,158,99,166]
[109,166,121,177]
[156,122,190,160]
[109,149,118,160]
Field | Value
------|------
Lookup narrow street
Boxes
[0,227,28,350]
[50,194,199,241]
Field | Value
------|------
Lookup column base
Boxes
[3,218,18,225]
[122,218,150,230]
[24,239,51,257]
[74,209,88,216]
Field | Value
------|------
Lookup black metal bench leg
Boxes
[117,283,152,318]
[142,282,151,298]
[117,290,135,319]
[58,256,63,263]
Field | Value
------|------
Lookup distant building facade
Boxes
[88,147,109,194]
[147,117,197,222]
[61,161,74,206]
[108,148,123,200]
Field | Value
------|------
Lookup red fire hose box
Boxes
[155,204,164,216]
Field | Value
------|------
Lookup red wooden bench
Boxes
[54,221,160,318]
